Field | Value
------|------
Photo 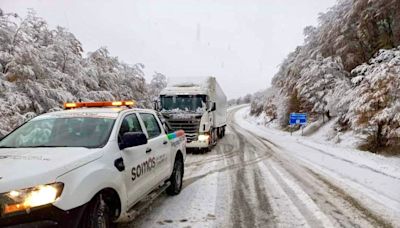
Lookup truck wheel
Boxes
[166,158,183,195]
[217,128,222,139]
[211,129,218,145]
[81,194,114,228]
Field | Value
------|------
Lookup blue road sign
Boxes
[289,113,307,125]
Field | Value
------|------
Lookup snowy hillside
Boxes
[0,9,166,136]
[251,0,400,154]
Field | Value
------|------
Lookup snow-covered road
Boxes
[122,106,400,228]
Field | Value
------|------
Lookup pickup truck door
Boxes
[138,113,171,188]
[118,113,153,207]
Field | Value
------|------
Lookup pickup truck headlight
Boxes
[198,134,210,141]
[1,182,64,215]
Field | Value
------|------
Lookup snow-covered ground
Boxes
[242,107,400,178]
[237,106,400,221]
[124,106,400,227]
[125,143,230,228]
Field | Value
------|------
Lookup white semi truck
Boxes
[159,77,227,152]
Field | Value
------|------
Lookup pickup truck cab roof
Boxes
[36,107,156,117]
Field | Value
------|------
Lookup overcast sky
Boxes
[1,0,336,99]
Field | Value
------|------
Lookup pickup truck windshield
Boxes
[161,95,206,112]
[0,117,115,148]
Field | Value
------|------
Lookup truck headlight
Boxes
[1,182,64,215]
[198,134,210,141]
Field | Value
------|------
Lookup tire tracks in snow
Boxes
[232,107,395,228]
[123,106,395,228]
[225,108,273,226]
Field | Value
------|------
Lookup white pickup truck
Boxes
[0,101,186,227]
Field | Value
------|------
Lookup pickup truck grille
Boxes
[166,119,201,142]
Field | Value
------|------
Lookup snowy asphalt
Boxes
[121,106,399,228]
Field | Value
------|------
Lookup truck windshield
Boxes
[0,117,115,148]
[160,95,207,112]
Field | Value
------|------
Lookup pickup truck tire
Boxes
[80,194,114,228]
[166,157,183,195]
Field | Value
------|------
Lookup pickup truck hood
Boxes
[0,147,102,193]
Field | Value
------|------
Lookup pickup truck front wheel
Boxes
[80,194,113,228]
[166,158,183,195]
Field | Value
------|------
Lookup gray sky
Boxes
[1,0,336,99]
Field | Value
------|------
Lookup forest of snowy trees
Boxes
[0,9,167,136]
[251,0,400,154]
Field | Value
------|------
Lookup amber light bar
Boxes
[64,100,136,109]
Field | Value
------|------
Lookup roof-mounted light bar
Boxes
[64,100,136,109]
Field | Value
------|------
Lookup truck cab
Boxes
[0,101,186,227]
[160,89,209,143]
[159,77,227,152]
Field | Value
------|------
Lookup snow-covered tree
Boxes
[0,9,152,134]
[296,55,349,120]
[148,72,167,100]
[252,0,400,153]
[250,90,266,116]
[345,47,400,151]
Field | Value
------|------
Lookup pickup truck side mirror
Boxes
[209,102,216,112]
[120,132,147,150]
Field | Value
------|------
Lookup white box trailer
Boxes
[209,77,227,128]
[159,77,227,151]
